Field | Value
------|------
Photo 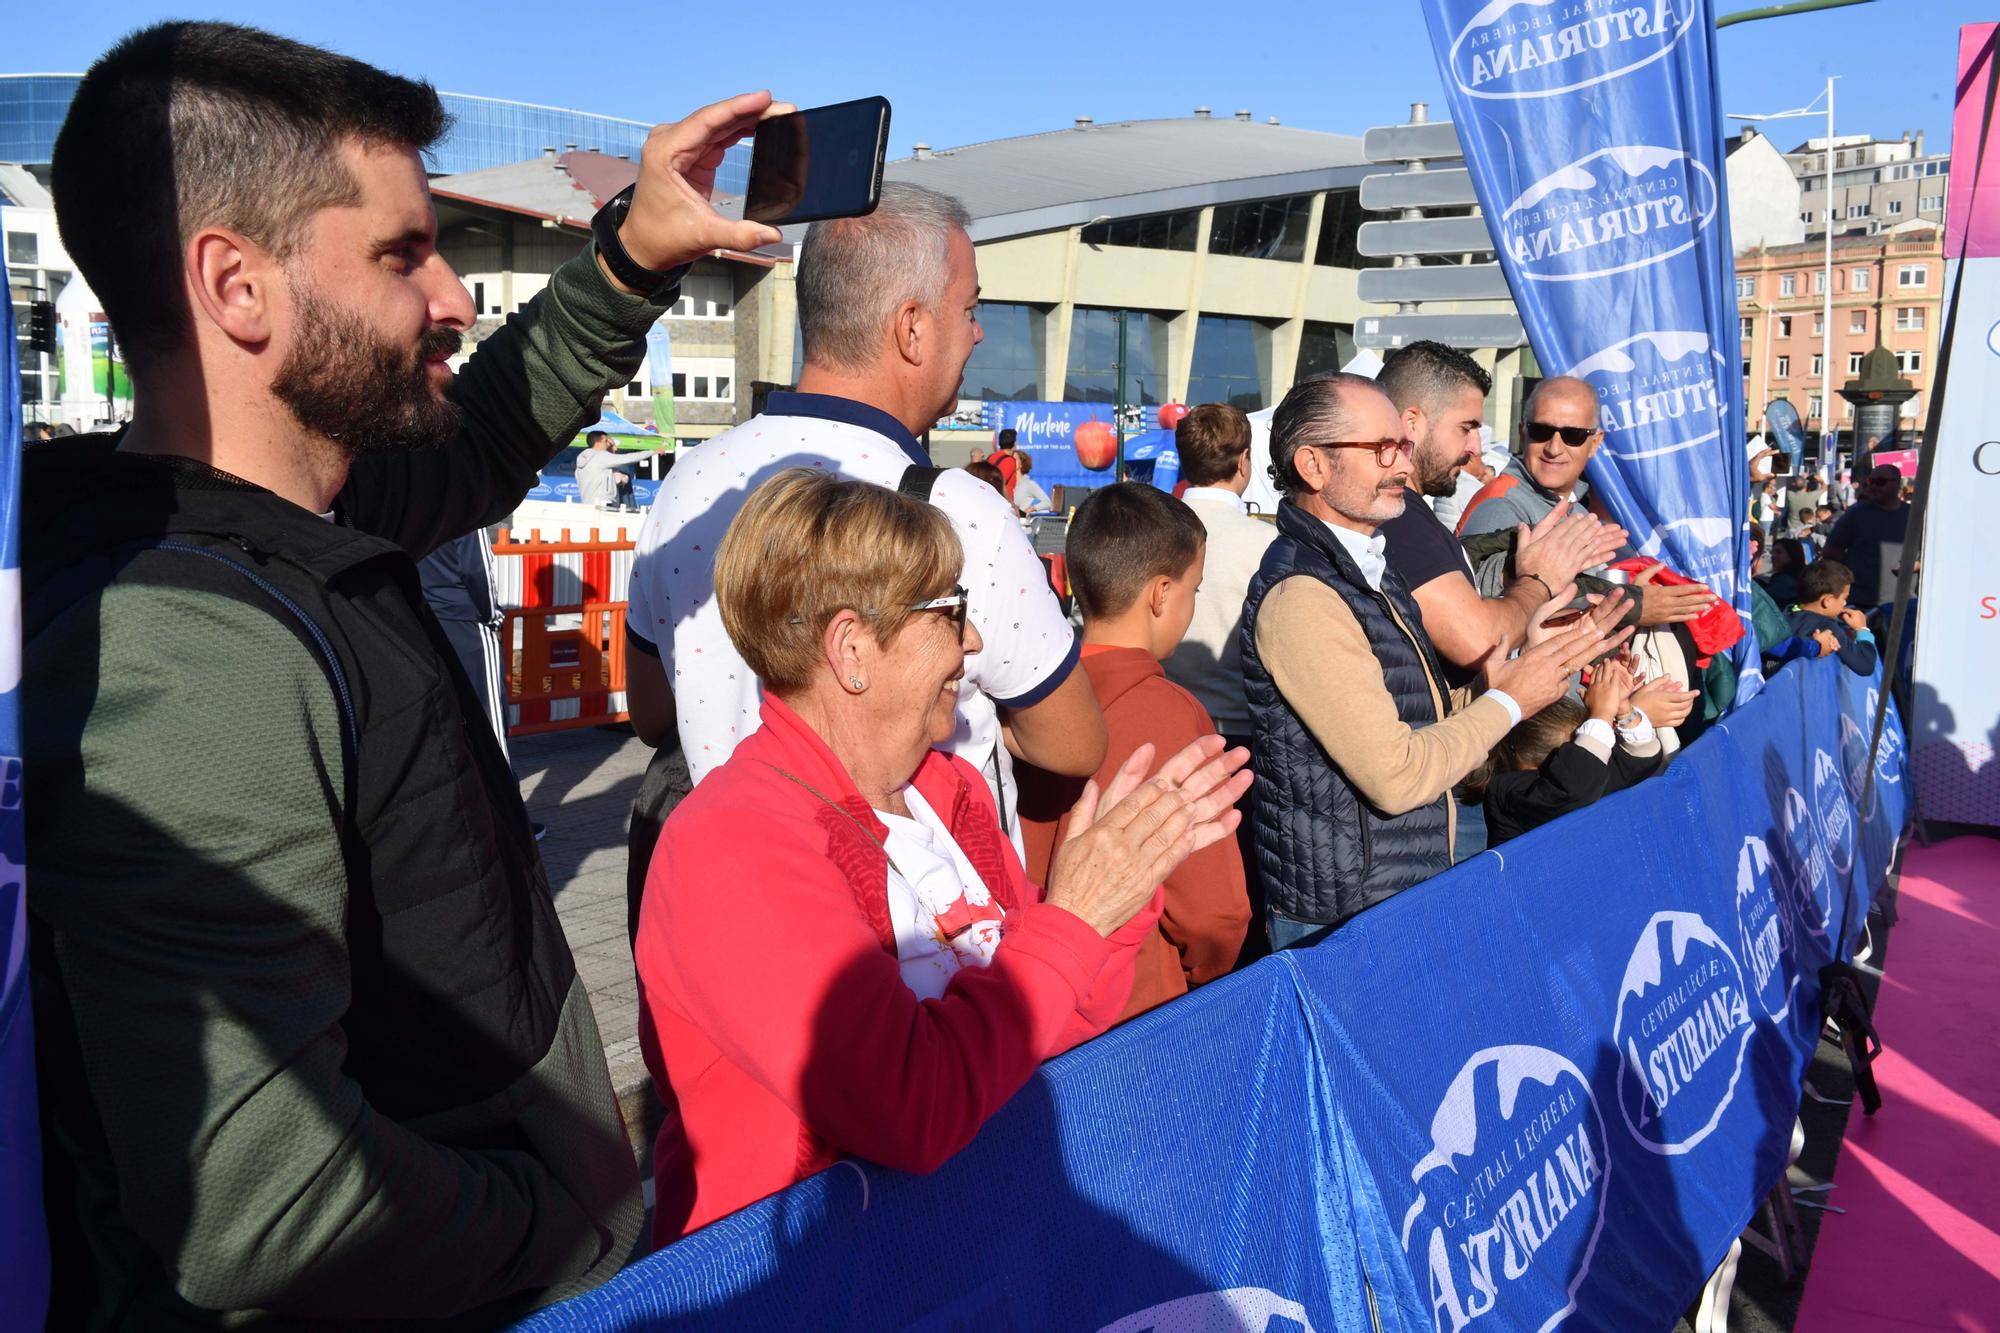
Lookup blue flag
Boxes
[1420,0,1756,680]
[1,295,50,1323]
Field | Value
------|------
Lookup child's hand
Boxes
[1812,629,1841,658]
[1631,676,1699,729]
[1839,607,1868,634]
[1584,657,1634,722]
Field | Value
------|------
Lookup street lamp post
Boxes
[1732,77,1838,461]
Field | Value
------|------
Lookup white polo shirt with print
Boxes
[625,392,1080,854]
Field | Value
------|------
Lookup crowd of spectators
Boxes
[13,19,1916,1327]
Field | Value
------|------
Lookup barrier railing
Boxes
[493,528,638,736]
[516,658,1910,1332]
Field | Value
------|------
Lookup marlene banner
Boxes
[1416,0,1755,682]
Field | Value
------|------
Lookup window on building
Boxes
[1185,314,1269,411]
[1901,394,1921,419]
[1740,316,1754,341]
[1811,354,1824,376]
[1813,270,1828,293]
[1898,263,1926,288]
[1808,395,1824,421]
[1295,321,1357,382]
[1896,349,1923,374]
[626,381,643,399]
[1920,193,1944,211]
[1845,205,1865,220]
[1742,358,1752,380]
[1843,399,1855,419]
[1780,274,1798,296]
[1777,315,1792,338]
[1735,277,1754,299]
[1064,307,1164,405]
[4,231,34,266]
[1775,355,1790,378]
[1813,313,1825,336]
[1080,208,1201,253]
[1851,268,1870,291]
[1801,212,1814,225]
[1896,305,1926,330]
[472,280,486,316]
[672,372,686,396]
[1888,199,1903,216]
[1208,196,1314,263]
[1849,311,1865,334]
[957,302,1044,402]
[1314,190,1390,270]
[1847,353,1864,374]
[668,271,735,319]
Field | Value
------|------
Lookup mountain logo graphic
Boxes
[1812,748,1856,876]
[1734,837,1797,1023]
[1839,713,1881,825]
[1500,145,1717,283]
[1612,912,1754,1155]
[1447,0,1700,102]
[1401,1045,1610,1333]
[1778,786,1833,940]
[1864,689,1905,788]
[1566,331,1729,463]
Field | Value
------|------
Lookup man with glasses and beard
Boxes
[1240,375,1622,951]
[23,21,784,1327]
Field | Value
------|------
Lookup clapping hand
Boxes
[1631,675,1699,729]
[1045,737,1252,938]
[1516,500,1628,590]
[1584,657,1637,723]
[1631,564,1718,627]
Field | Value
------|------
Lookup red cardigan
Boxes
[635,695,1160,1243]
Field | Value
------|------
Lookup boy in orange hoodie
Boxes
[1018,483,1251,1020]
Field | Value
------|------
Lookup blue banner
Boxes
[1419,0,1755,680]
[520,658,1906,1333]
[981,401,1125,494]
[1,293,49,1322]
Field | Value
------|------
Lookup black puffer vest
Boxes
[1240,499,1454,926]
[24,440,577,1123]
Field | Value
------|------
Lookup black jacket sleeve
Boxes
[1482,741,1615,845]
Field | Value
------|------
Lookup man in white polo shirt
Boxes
[624,182,1106,870]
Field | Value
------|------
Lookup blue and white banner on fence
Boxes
[519,659,1905,1333]
[981,401,1123,494]
[1418,0,1754,677]
[1,293,49,1323]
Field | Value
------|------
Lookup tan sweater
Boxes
[1254,576,1514,846]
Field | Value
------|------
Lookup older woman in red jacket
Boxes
[636,468,1249,1243]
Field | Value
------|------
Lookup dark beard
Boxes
[1414,448,1461,498]
[272,278,463,456]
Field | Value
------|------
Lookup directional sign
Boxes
[1362,122,1465,163]
[1360,167,1479,211]
[1356,215,1495,257]
[1357,263,1514,304]
[1354,312,1526,350]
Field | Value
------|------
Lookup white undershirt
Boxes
[876,787,1007,1001]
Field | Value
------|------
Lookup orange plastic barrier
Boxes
[492,528,638,736]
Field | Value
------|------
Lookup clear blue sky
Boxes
[9,0,1988,157]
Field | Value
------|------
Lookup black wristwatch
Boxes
[591,185,685,300]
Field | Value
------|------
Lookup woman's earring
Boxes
[849,676,865,691]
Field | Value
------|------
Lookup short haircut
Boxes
[796,182,971,374]
[1065,483,1206,620]
[1176,403,1252,487]
[1523,375,1599,422]
[1377,340,1491,416]
[997,428,1017,448]
[586,430,611,447]
[714,468,962,692]
[1461,696,1587,803]
[50,21,449,377]
[1268,373,1378,496]
[965,460,1006,493]
[1799,559,1854,605]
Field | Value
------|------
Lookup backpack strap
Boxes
[898,464,946,503]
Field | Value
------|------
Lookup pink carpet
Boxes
[1795,836,2000,1332]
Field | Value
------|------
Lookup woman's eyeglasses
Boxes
[910,585,970,640]
[1313,438,1415,468]
[1524,420,1599,448]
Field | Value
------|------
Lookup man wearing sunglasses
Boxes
[1240,375,1623,950]
[1377,344,1626,691]
[1458,378,1717,631]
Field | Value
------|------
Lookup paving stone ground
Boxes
[514,725,656,1149]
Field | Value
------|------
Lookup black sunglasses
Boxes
[1524,420,1599,448]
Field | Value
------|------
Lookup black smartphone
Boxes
[744,96,891,227]
[1769,453,1794,477]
